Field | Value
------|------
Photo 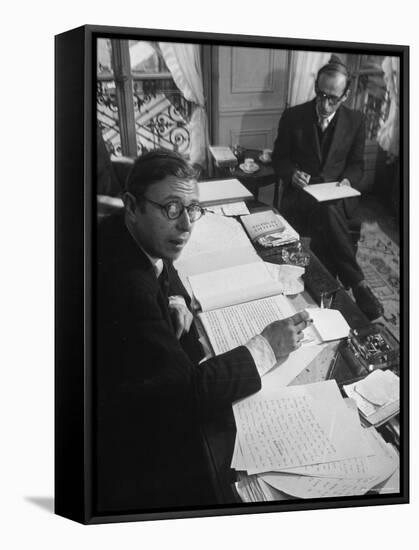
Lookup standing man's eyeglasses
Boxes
[142,197,205,222]
[314,86,347,106]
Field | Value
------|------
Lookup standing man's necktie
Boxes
[319,117,329,132]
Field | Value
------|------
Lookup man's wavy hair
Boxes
[316,54,351,95]
[125,150,198,201]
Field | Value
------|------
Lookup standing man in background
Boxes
[272,55,383,321]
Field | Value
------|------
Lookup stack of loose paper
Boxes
[235,473,295,503]
[343,369,400,426]
[206,201,250,216]
[197,178,253,206]
[232,380,399,500]
[209,145,238,169]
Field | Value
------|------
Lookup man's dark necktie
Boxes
[159,262,170,300]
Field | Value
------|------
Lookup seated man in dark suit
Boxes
[95,149,311,513]
[272,55,383,321]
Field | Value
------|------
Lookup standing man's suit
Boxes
[95,213,261,513]
[272,99,366,288]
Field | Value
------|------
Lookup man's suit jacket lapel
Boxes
[112,216,174,332]
[157,261,175,332]
[322,107,344,170]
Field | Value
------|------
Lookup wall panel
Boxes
[214,46,289,149]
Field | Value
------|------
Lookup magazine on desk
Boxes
[240,209,299,248]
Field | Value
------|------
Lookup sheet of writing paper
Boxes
[221,201,250,216]
[303,182,361,202]
[274,426,378,479]
[302,382,372,462]
[261,344,326,388]
[363,426,399,479]
[231,435,246,470]
[344,383,380,417]
[344,380,399,425]
[374,442,400,495]
[261,428,398,498]
[261,470,382,499]
[233,386,344,473]
[265,263,305,295]
[272,404,371,477]
[353,369,399,406]
[306,308,350,342]
[234,391,339,473]
[377,467,400,494]
[199,295,295,354]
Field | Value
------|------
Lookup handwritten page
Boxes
[232,381,372,475]
[303,182,361,202]
[261,471,382,499]
[198,295,295,354]
[189,261,282,312]
[260,428,398,498]
[232,382,370,474]
[233,391,338,472]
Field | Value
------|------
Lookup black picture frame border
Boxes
[55,24,409,525]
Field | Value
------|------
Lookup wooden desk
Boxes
[214,149,281,207]
[200,202,398,504]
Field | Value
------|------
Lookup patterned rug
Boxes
[356,222,400,341]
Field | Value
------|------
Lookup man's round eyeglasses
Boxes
[143,197,205,222]
[315,86,346,106]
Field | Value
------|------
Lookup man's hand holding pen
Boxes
[261,310,313,359]
[292,169,311,189]
[337,178,351,187]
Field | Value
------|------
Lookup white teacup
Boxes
[261,149,272,162]
[244,158,254,169]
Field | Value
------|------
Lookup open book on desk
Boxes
[198,296,350,356]
[174,212,262,278]
[175,212,304,311]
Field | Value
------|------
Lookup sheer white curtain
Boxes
[287,51,331,107]
[159,42,208,167]
[377,56,399,160]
